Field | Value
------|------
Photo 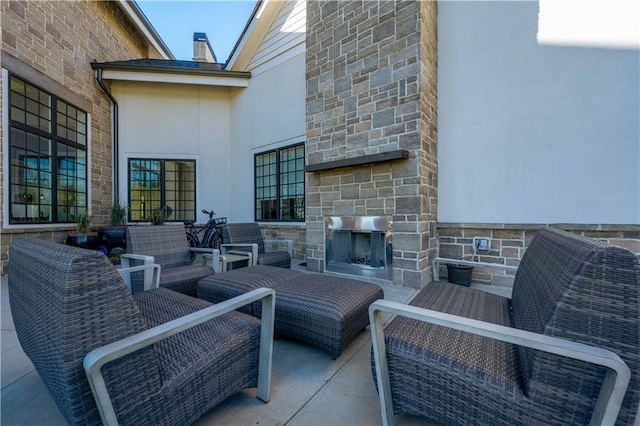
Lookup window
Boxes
[8,75,87,224]
[128,159,196,222]
[255,143,305,222]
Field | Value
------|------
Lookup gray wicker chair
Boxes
[123,225,219,296]
[221,222,292,268]
[370,227,640,425]
[8,236,275,425]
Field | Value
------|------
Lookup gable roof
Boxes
[118,0,174,59]
[226,0,286,71]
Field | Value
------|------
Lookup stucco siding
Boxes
[437,1,640,224]
[229,52,306,222]
[113,81,233,224]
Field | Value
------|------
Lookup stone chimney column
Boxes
[193,32,217,63]
[305,1,438,288]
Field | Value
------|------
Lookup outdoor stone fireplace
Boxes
[304,1,439,288]
[326,216,392,280]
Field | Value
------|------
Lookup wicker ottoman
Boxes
[198,266,384,358]
[197,266,306,316]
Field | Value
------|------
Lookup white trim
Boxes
[86,114,93,216]
[2,68,10,228]
[99,69,249,87]
[251,134,306,153]
[115,0,173,59]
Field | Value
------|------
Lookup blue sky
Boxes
[137,1,258,63]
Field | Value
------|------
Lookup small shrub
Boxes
[76,213,92,234]
[110,199,129,226]
[149,205,172,225]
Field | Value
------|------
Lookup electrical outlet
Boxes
[473,237,490,250]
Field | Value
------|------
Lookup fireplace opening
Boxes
[326,216,392,280]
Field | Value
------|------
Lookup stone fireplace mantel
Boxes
[304,150,409,173]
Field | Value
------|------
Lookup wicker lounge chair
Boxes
[123,224,220,295]
[221,222,292,268]
[8,237,275,425]
[370,227,640,425]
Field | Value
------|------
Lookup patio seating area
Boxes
[3,229,637,425]
[1,258,432,425]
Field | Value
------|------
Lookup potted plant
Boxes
[66,212,101,250]
[97,199,129,264]
[149,205,172,225]
[110,199,128,226]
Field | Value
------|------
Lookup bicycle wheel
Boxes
[207,231,223,251]
[186,232,199,263]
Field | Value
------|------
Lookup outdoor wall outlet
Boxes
[473,237,491,250]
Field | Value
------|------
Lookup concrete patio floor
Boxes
[1,260,447,425]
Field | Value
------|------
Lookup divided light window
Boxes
[255,143,305,222]
[128,159,196,222]
[8,75,87,224]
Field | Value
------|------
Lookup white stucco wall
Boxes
[437,1,640,224]
[228,52,307,222]
[113,81,233,224]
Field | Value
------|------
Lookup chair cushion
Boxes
[257,250,291,268]
[377,281,523,423]
[134,288,261,383]
[159,264,215,297]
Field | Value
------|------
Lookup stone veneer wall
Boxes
[437,223,640,288]
[258,223,307,260]
[0,1,151,274]
[305,1,438,288]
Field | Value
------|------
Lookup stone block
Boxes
[370,67,392,88]
[401,269,428,289]
[396,196,422,214]
[501,239,524,248]
[493,229,524,240]
[439,244,463,260]
[372,109,395,129]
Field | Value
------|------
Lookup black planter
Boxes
[97,226,127,264]
[65,234,101,251]
[446,264,473,286]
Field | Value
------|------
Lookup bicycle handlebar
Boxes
[201,209,216,219]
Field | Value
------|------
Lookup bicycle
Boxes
[185,209,227,262]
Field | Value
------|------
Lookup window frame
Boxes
[127,158,197,223]
[7,73,88,226]
[254,143,305,223]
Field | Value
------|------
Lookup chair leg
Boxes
[256,291,276,402]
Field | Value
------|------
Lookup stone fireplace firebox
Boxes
[326,216,392,280]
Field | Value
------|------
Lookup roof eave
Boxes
[91,62,251,79]
[117,0,175,60]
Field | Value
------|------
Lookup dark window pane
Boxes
[255,143,305,222]
[8,75,86,225]
[128,159,196,222]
